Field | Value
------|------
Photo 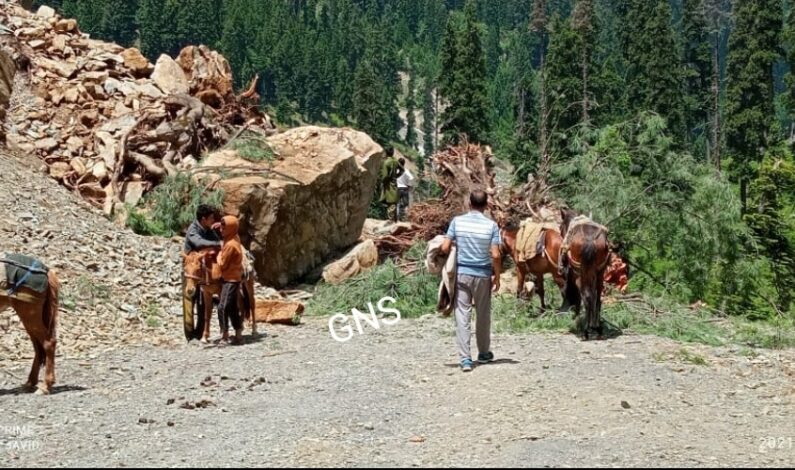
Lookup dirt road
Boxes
[2,315,793,467]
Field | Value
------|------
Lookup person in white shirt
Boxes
[396,158,415,221]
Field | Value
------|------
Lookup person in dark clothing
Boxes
[183,205,223,254]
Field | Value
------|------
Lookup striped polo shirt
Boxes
[445,211,502,278]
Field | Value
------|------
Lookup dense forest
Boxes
[30,0,795,320]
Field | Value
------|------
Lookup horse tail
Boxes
[581,235,598,268]
[43,270,60,349]
[579,230,606,332]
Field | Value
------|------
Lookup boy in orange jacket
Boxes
[213,215,244,345]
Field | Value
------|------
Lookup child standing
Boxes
[213,215,244,345]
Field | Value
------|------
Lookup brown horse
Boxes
[500,224,567,313]
[0,257,60,394]
[559,209,610,340]
[182,248,256,343]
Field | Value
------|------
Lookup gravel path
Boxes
[2,315,793,467]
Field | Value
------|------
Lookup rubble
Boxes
[0,47,14,140]
[0,0,274,213]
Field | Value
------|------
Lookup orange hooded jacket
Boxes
[213,215,243,282]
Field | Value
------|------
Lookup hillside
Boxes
[0,149,182,362]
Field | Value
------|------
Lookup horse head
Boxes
[498,218,519,260]
[560,208,578,238]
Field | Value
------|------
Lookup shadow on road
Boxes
[444,358,521,368]
[0,384,87,396]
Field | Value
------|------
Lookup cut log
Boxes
[322,239,379,285]
[254,300,304,325]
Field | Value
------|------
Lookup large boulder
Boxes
[0,49,15,142]
[202,126,383,288]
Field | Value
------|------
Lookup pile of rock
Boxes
[0,1,273,214]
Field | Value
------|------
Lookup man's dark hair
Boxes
[386,147,395,157]
[398,157,406,166]
[470,190,488,210]
[196,204,218,221]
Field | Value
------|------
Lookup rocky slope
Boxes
[0,149,183,363]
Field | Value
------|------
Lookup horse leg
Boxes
[596,274,605,339]
[26,337,44,391]
[536,274,546,314]
[14,300,46,391]
[39,336,56,395]
[516,264,526,300]
[202,289,213,343]
[553,271,570,313]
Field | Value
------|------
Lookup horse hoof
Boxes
[200,337,209,344]
[23,383,37,393]
[34,387,50,396]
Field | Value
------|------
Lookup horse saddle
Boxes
[516,220,559,263]
[0,254,49,296]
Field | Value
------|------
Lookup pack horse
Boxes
[0,254,60,395]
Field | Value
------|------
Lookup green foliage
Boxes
[744,144,795,313]
[405,71,418,150]
[439,1,491,145]
[127,173,224,237]
[623,0,687,140]
[170,0,223,55]
[552,114,763,315]
[136,0,170,60]
[98,0,138,47]
[354,59,392,146]
[231,134,275,163]
[725,0,783,203]
[42,0,795,329]
[681,0,712,153]
[308,245,438,319]
[421,79,436,158]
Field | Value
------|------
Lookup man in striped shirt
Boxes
[441,190,502,372]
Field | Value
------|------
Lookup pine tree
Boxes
[439,0,491,145]
[64,0,106,37]
[422,80,436,158]
[218,0,257,89]
[354,59,391,146]
[623,0,686,140]
[405,71,418,149]
[681,0,712,154]
[545,15,582,157]
[571,0,595,125]
[171,0,223,55]
[334,58,355,120]
[725,0,783,212]
[99,0,138,47]
[137,0,170,60]
[486,23,501,78]
[438,16,460,106]
[531,0,551,177]
[744,146,795,313]
[783,2,795,142]
[704,0,731,170]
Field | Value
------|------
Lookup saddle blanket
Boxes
[515,220,559,263]
[0,254,49,296]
